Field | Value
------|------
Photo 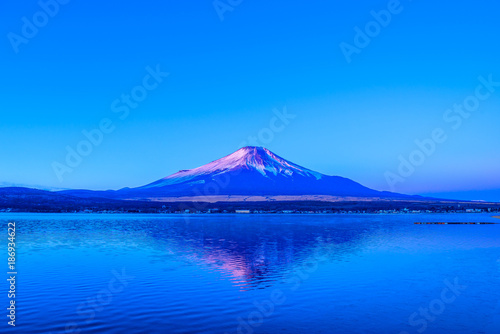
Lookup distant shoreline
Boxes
[0,210,500,215]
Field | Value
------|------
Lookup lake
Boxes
[2,213,500,333]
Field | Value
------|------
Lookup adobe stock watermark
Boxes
[385,74,499,191]
[399,277,467,334]
[51,268,135,334]
[213,0,243,21]
[7,0,71,54]
[179,106,296,217]
[52,64,169,183]
[226,246,329,334]
[239,107,296,147]
[339,0,409,64]
[483,258,500,333]
[178,106,295,220]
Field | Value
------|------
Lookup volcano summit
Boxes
[61,146,415,202]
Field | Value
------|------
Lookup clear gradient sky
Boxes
[1,0,499,201]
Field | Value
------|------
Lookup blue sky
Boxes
[1,0,499,201]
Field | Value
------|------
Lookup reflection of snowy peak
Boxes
[142,147,323,189]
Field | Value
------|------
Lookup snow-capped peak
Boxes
[141,147,323,188]
[179,146,321,178]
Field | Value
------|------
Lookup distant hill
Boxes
[0,187,499,213]
[1,148,499,213]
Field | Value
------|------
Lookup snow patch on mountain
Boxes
[141,146,323,189]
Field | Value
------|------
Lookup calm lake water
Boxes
[2,213,500,334]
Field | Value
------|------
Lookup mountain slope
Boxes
[141,146,323,188]
[62,146,412,200]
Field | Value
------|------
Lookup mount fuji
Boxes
[61,146,415,202]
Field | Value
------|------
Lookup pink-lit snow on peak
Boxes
[165,146,323,180]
